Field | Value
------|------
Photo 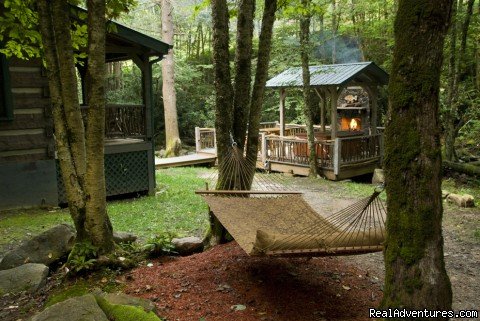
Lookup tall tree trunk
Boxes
[300,0,318,176]
[331,0,337,63]
[161,0,181,157]
[444,0,475,161]
[232,0,255,150]
[245,0,277,185]
[211,0,234,191]
[37,0,88,242]
[382,0,453,316]
[85,0,114,254]
[37,0,114,254]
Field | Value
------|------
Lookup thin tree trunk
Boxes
[85,0,114,254]
[232,0,255,151]
[162,0,182,157]
[37,0,88,242]
[211,0,234,190]
[300,0,318,176]
[382,0,453,315]
[245,0,278,186]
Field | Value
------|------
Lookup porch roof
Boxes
[266,62,389,89]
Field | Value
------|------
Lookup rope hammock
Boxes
[196,144,387,257]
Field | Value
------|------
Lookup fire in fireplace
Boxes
[341,117,362,131]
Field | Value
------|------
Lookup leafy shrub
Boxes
[143,231,177,257]
[66,241,98,274]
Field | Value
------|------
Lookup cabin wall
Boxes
[0,58,58,209]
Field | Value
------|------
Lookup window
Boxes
[0,53,13,120]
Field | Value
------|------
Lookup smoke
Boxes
[311,30,363,63]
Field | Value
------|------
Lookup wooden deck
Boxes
[155,151,217,169]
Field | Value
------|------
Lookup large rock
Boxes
[98,292,156,312]
[32,294,108,321]
[447,193,475,208]
[372,168,385,185]
[0,263,48,294]
[172,236,203,255]
[0,224,75,270]
[113,232,138,244]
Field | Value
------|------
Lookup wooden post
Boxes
[279,88,286,137]
[213,128,217,154]
[330,87,338,139]
[334,137,342,176]
[195,127,201,153]
[314,88,326,132]
[370,86,378,135]
[261,132,267,165]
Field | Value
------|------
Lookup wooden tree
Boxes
[382,0,453,315]
[161,0,182,157]
[36,0,114,254]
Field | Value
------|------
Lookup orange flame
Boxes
[350,118,359,131]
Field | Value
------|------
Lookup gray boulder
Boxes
[0,224,75,270]
[372,168,385,185]
[0,263,48,294]
[32,294,108,321]
[113,231,138,244]
[172,236,203,255]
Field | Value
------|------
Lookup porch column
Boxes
[370,86,378,135]
[330,87,338,139]
[279,88,286,136]
[314,88,326,132]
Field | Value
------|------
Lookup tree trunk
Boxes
[232,0,255,150]
[37,0,114,254]
[382,0,453,316]
[443,160,480,176]
[245,0,278,185]
[300,0,318,177]
[37,0,88,241]
[84,0,114,254]
[161,0,181,157]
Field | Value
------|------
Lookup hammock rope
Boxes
[197,145,387,257]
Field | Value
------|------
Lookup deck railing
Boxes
[259,134,335,169]
[81,104,146,139]
[195,127,216,153]
[259,133,383,175]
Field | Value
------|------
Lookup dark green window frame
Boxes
[0,53,14,121]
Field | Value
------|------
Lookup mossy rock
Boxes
[95,297,162,321]
[45,283,91,307]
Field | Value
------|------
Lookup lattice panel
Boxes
[57,150,149,204]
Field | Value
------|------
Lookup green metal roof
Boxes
[266,62,389,88]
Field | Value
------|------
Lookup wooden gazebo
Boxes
[258,62,389,180]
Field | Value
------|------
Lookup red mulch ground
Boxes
[126,242,382,321]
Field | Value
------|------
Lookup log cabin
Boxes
[0,11,171,210]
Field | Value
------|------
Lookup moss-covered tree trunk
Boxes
[299,0,319,177]
[382,0,453,316]
[37,0,114,254]
[84,0,114,253]
[210,0,277,243]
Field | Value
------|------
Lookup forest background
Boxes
[110,0,479,162]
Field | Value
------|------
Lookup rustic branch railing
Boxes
[333,134,383,175]
[81,104,146,139]
[195,127,216,153]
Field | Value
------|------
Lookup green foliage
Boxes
[67,241,98,273]
[143,231,177,256]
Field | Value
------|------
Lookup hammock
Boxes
[196,145,387,257]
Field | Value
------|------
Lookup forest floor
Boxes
[0,169,479,321]
[124,175,479,321]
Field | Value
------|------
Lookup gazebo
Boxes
[257,62,389,180]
